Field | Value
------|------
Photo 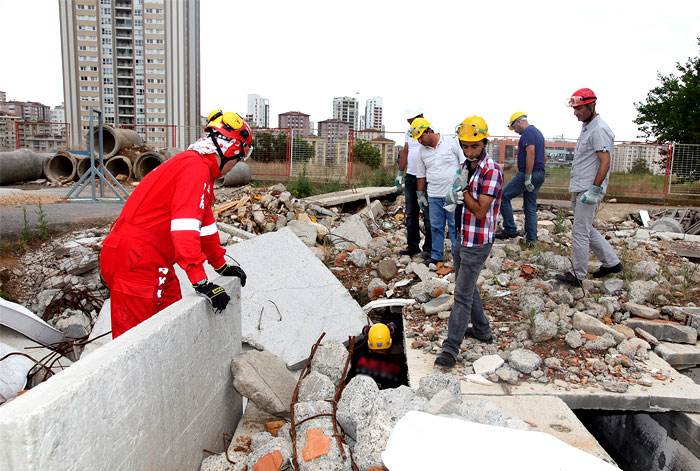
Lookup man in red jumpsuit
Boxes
[100,111,250,338]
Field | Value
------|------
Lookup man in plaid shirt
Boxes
[435,116,504,369]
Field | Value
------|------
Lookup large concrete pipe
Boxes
[159,147,181,159]
[90,126,144,159]
[0,149,48,185]
[215,162,251,187]
[43,150,77,183]
[133,151,166,180]
[75,156,92,179]
[104,155,133,181]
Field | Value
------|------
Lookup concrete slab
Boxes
[652,411,700,459]
[406,338,700,413]
[304,187,399,207]
[177,228,366,370]
[0,277,243,471]
[466,395,615,465]
[655,342,700,367]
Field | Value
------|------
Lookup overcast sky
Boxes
[1,0,699,141]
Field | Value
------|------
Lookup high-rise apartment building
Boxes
[247,94,269,128]
[0,91,6,104]
[59,0,200,149]
[278,111,310,136]
[50,104,67,137]
[364,96,383,131]
[332,96,358,131]
[0,99,51,121]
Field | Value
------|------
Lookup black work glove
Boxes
[193,280,230,313]
[387,322,396,334]
[215,263,247,287]
[362,325,371,336]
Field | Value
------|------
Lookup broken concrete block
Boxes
[327,215,372,249]
[611,324,636,340]
[376,258,397,281]
[584,333,617,350]
[628,280,658,304]
[417,371,461,401]
[508,349,542,374]
[348,249,367,268]
[200,451,246,471]
[423,388,461,415]
[635,327,660,346]
[624,319,698,344]
[0,343,35,403]
[353,409,398,471]
[231,349,296,417]
[293,401,334,435]
[367,278,387,297]
[363,200,385,219]
[423,295,453,315]
[286,220,318,246]
[472,354,504,376]
[408,279,443,303]
[622,302,660,320]
[310,341,349,386]
[572,312,625,344]
[519,294,545,316]
[298,371,336,402]
[246,438,292,471]
[601,278,624,294]
[460,400,507,427]
[530,313,558,343]
[380,385,427,419]
[337,375,381,441]
[495,364,521,385]
[654,342,700,367]
[295,427,352,471]
[564,330,583,349]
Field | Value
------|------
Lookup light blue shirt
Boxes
[569,115,614,193]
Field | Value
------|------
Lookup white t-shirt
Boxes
[415,135,465,198]
[404,129,423,176]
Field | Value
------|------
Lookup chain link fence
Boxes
[667,143,700,196]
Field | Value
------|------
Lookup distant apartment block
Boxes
[318,118,349,164]
[364,96,383,131]
[278,111,310,136]
[0,99,50,121]
[50,104,67,137]
[332,96,358,131]
[59,0,201,149]
[247,94,269,128]
[488,138,577,168]
[0,112,19,150]
[0,91,6,104]
[613,141,666,175]
[367,136,396,166]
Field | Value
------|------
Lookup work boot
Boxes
[592,263,624,278]
[555,271,582,287]
[464,327,493,344]
[423,257,440,266]
[399,247,421,256]
[494,231,520,240]
[434,351,456,369]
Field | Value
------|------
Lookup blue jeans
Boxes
[500,169,546,242]
[404,174,432,253]
[428,196,455,261]
[441,243,493,358]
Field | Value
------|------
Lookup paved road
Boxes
[0,185,127,242]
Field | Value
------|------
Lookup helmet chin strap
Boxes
[465,146,485,163]
[208,131,238,171]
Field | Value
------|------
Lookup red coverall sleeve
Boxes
[200,206,226,270]
[170,165,211,284]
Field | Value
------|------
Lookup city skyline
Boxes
[1,0,699,141]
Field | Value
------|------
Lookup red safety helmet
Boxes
[566,88,597,107]
[205,111,252,148]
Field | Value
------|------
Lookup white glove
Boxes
[524,173,534,192]
[395,170,404,188]
[581,184,603,204]
[452,169,469,192]
[444,186,464,207]
[416,190,428,211]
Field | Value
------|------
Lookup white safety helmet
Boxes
[404,105,424,120]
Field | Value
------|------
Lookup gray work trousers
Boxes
[441,242,493,358]
[571,192,620,278]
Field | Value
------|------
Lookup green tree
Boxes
[634,38,700,144]
[292,138,315,163]
[251,131,287,162]
[352,139,382,169]
[630,157,651,175]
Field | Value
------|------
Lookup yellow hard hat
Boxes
[409,117,431,140]
[507,111,527,130]
[368,323,392,350]
[455,116,489,141]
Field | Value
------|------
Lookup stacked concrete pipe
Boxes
[90,126,143,159]
[104,155,133,181]
[75,156,92,179]
[43,150,77,183]
[0,149,50,185]
[215,161,252,187]
[133,151,166,180]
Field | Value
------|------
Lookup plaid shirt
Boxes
[459,152,503,247]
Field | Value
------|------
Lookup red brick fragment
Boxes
[302,429,331,462]
[253,450,283,471]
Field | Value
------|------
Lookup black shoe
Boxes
[424,257,439,266]
[495,231,520,240]
[592,263,624,278]
[555,271,582,287]
[399,247,421,256]
[434,352,456,369]
[420,251,431,259]
[464,327,493,344]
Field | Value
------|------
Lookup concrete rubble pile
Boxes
[202,344,530,471]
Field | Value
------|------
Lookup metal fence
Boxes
[3,120,699,201]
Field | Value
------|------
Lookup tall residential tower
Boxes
[59,0,200,149]
[332,96,358,131]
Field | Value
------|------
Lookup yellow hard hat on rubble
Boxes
[368,323,392,350]
[409,117,431,140]
[507,111,527,130]
[455,116,489,141]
